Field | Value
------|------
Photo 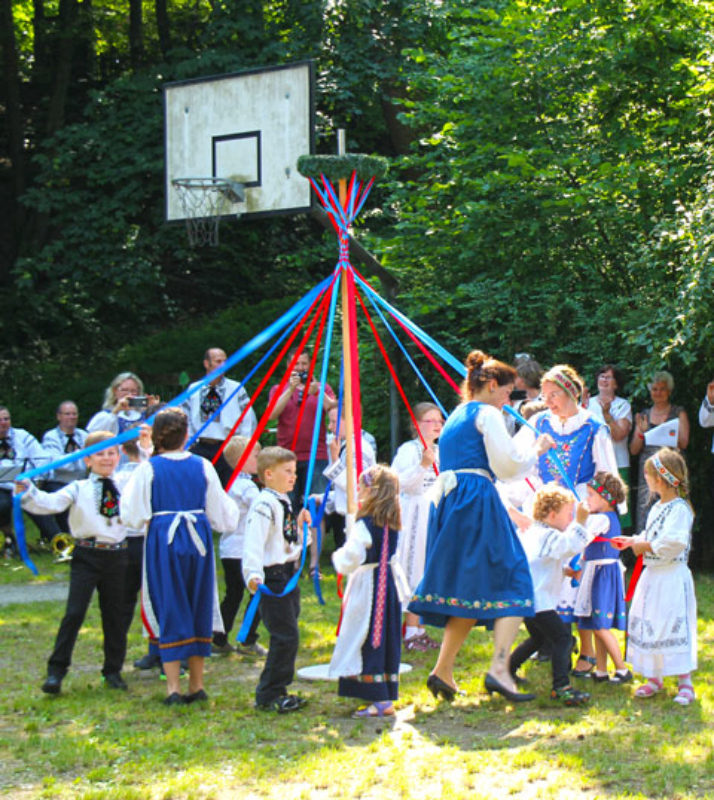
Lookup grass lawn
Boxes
[1,545,713,800]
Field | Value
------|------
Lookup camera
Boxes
[298,371,309,383]
[127,396,148,410]
[509,389,527,402]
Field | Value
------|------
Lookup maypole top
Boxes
[297,154,389,182]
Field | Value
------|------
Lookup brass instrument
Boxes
[51,533,74,562]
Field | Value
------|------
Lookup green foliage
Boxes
[297,154,389,181]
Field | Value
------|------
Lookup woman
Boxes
[629,370,689,534]
[121,407,238,704]
[391,402,443,652]
[409,350,553,702]
[586,364,633,528]
[87,372,159,434]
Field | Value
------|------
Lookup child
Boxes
[121,408,239,705]
[329,464,406,717]
[391,402,442,653]
[212,436,266,657]
[573,471,631,683]
[612,447,697,705]
[243,446,311,713]
[509,483,594,706]
[17,431,129,694]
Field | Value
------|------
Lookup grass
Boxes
[1,544,713,800]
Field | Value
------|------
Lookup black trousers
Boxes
[510,610,572,691]
[122,536,144,636]
[255,563,300,704]
[214,557,260,646]
[0,488,60,543]
[189,440,232,487]
[47,544,128,678]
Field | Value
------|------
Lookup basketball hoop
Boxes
[171,177,245,246]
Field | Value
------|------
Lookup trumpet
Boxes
[51,533,74,562]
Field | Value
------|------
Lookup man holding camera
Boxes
[184,347,257,486]
[268,348,337,506]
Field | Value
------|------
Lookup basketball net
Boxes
[171,178,244,246]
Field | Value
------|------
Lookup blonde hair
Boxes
[357,464,402,530]
[85,430,117,449]
[410,402,442,437]
[223,435,259,469]
[644,447,690,502]
[256,446,296,483]
[533,484,573,522]
[102,372,144,410]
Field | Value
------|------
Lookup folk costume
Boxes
[627,498,697,678]
[574,510,627,631]
[409,402,537,628]
[329,517,409,702]
[121,452,238,663]
[391,439,439,607]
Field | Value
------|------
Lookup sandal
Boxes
[309,567,323,580]
[352,701,394,718]
[571,655,597,678]
[403,634,429,652]
[634,678,663,698]
[418,632,441,650]
[673,683,695,706]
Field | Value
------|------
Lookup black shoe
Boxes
[592,672,610,683]
[185,689,209,704]
[134,652,161,670]
[41,674,62,695]
[163,692,185,706]
[551,685,590,706]
[511,672,529,687]
[255,694,307,713]
[103,672,128,690]
[484,673,535,703]
[426,673,457,702]
[609,670,633,684]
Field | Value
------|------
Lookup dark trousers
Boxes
[0,488,60,543]
[510,610,572,691]
[290,458,328,509]
[189,440,232,487]
[214,557,260,646]
[47,544,128,678]
[122,536,144,636]
[255,563,300,704]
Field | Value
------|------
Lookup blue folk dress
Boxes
[574,511,626,631]
[143,454,216,662]
[408,402,535,628]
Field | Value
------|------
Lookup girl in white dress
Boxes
[613,447,697,705]
[391,402,443,652]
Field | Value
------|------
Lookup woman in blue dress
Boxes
[409,350,553,702]
[122,408,238,705]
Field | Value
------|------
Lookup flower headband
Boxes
[547,370,579,402]
[587,477,616,507]
[651,454,680,487]
[361,468,375,487]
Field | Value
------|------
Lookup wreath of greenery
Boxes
[297,154,389,182]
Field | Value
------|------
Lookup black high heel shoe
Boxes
[426,673,457,702]
[484,673,535,703]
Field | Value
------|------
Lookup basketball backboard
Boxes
[164,61,314,222]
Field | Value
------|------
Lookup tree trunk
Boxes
[129,0,144,68]
[45,0,79,135]
[155,0,171,60]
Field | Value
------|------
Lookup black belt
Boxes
[74,538,127,551]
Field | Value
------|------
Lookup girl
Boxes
[573,471,631,683]
[391,402,443,652]
[121,407,239,705]
[329,464,407,718]
[613,448,697,705]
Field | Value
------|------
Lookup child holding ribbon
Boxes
[329,464,407,718]
[573,471,631,683]
[612,447,697,705]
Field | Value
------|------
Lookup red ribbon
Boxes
[625,555,644,602]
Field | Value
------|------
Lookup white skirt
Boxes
[626,562,697,678]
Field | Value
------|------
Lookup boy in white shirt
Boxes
[243,447,311,713]
[509,484,594,706]
[17,431,129,695]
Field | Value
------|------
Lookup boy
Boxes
[509,484,594,706]
[243,446,311,713]
[17,431,129,694]
[212,436,266,657]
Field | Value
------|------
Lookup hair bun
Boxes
[465,350,487,371]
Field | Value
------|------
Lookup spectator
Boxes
[699,377,714,509]
[183,348,257,486]
[87,373,158,435]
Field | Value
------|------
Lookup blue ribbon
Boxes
[12,491,38,575]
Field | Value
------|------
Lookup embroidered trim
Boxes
[346,673,399,684]
[652,454,680,487]
[549,371,579,402]
[411,592,532,612]
[587,477,616,506]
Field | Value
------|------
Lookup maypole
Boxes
[297,146,388,537]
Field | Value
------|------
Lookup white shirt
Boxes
[640,498,693,566]
[520,520,595,612]
[242,488,308,586]
[0,428,52,490]
[41,426,89,484]
[391,439,439,495]
[87,408,144,434]
[182,377,257,440]
[21,472,128,544]
[699,397,714,454]
[113,461,143,537]
[120,452,239,536]
[478,404,538,481]
[323,434,377,515]
[219,473,260,559]
[587,395,633,469]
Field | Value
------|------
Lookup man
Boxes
[268,348,337,507]
[42,401,89,532]
[183,348,257,485]
[0,406,57,552]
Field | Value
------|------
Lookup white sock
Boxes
[405,626,421,640]
[616,668,629,676]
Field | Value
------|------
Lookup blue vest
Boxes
[535,413,603,487]
[584,510,621,560]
